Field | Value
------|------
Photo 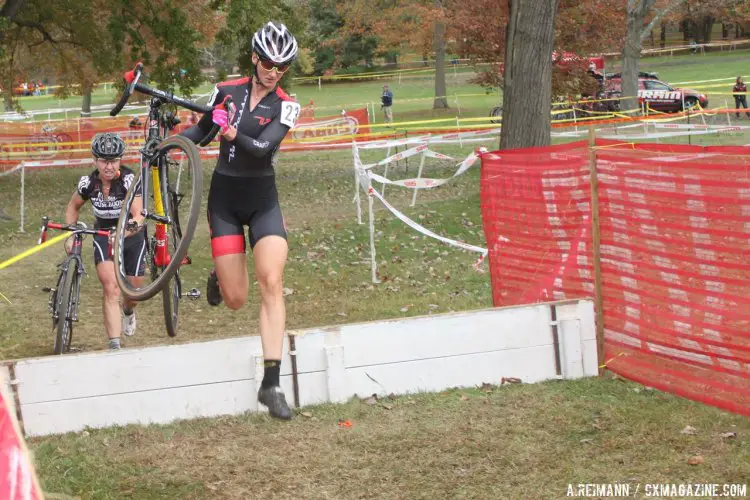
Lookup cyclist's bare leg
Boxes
[122,276,143,311]
[96,262,121,340]
[214,253,248,310]
[252,235,288,360]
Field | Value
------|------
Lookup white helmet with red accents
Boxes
[252,21,298,66]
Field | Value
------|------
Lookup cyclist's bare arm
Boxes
[65,192,86,225]
[125,192,144,238]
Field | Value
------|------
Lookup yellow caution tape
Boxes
[0,232,69,271]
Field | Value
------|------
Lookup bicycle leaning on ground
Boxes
[108,62,234,336]
[38,217,112,354]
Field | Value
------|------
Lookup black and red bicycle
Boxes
[39,218,112,354]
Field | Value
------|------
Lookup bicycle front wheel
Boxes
[54,261,77,355]
[162,187,184,337]
[162,272,181,337]
[114,134,203,301]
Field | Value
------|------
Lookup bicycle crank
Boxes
[184,288,201,300]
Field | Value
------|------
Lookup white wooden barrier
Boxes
[2,299,597,437]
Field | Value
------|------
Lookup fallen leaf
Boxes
[580,438,594,444]
[283,288,294,296]
[300,411,313,418]
[687,455,704,465]
[681,425,698,435]
[460,394,469,401]
[720,432,737,439]
[381,403,393,410]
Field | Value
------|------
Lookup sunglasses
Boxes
[257,58,290,74]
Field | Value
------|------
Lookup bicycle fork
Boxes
[149,166,199,300]
[151,167,190,268]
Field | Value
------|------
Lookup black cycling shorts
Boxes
[93,230,146,276]
[207,172,287,258]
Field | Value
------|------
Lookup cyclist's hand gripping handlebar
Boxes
[199,95,236,147]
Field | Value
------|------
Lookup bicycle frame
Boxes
[138,99,172,269]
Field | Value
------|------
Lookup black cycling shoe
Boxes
[206,269,222,306]
[258,385,293,420]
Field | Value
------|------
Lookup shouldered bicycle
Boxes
[108,62,234,336]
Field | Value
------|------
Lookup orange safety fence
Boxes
[480,139,750,416]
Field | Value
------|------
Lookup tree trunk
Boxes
[81,84,93,117]
[433,21,448,109]
[722,22,728,39]
[2,74,13,112]
[682,19,689,41]
[499,0,560,150]
[0,0,25,20]
[621,0,654,113]
[702,16,714,43]
[660,22,666,48]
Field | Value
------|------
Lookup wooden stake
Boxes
[588,126,605,375]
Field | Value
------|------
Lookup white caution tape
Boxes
[368,172,446,189]
[367,150,480,189]
[362,143,429,170]
[356,128,502,151]
[358,135,433,150]
[423,150,454,161]
[367,185,489,268]
[0,163,24,177]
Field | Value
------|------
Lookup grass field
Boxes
[27,376,750,499]
[0,144,490,359]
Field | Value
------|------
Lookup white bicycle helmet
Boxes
[252,21,298,65]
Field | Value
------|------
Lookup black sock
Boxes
[262,359,281,388]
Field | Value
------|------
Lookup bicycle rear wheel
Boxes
[54,261,77,355]
[114,135,203,301]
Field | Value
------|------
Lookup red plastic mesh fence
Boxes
[480,139,750,416]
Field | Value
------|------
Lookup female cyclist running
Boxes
[181,21,301,419]
[65,133,145,350]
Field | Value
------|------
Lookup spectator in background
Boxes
[381,84,393,124]
[733,76,749,119]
